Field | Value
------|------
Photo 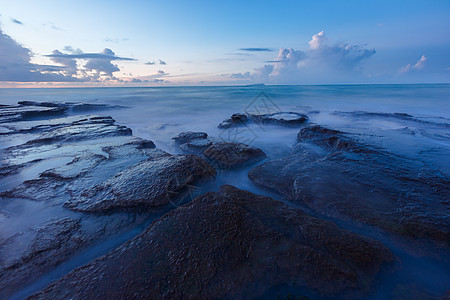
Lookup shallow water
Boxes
[1,84,449,299]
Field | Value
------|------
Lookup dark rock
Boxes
[297,124,366,152]
[17,101,126,112]
[252,112,308,125]
[218,113,249,128]
[65,154,216,212]
[249,124,450,258]
[20,118,132,145]
[218,112,308,129]
[30,185,393,299]
[0,104,67,123]
[203,142,266,168]
[179,138,212,154]
[172,131,208,144]
[333,110,450,127]
[0,218,90,299]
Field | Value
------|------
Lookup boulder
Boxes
[218,112,308,129]
[30,186,393,299]
[249,124,450,258]
[172,131,208,144]
[203,142,266,168]
[65,154,216,212]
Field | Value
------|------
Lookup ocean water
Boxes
[1,84,449,166]
[1,84,449,299]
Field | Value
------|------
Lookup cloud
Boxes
[159,59,166,65]
[0,27,79,82]
[400,55,427,73]
[49,50,78,76]
[45,49,135,61]
[145,61,155,65]
[104,37,129,43]
[11,18,23,25]
[308,31,326,50]
[238,48,273,52]
[0,26,133,82]
[230,31,376,84]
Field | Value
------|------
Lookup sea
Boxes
[0,84,449,299]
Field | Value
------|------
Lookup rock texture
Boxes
[203,142,266,169]
[0,218,90,299]
[249,124,450,258]
[218,112,308,128]
[65,154,216,212]
[30,186,393,299]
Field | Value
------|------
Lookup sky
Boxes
[0,0,449,87]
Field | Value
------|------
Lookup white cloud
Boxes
[230,31,376,84]
[308,30,326,50]
[400,55,427,73]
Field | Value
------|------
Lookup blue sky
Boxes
[0,0,449,86]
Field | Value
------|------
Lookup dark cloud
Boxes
[157,70,165,74]
[145,61,155,65]
[159,59,166,65]
[45,49,135,61]
[0,28,80,82]
[0,26,133,82]
[11,18,23,25]
[49,50,78,76]
[238,48,273,52]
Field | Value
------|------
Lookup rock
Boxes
[65,154,216,212]
[0,104,67,123]
[30,186,393,299]
[172,131,208,144]
[218,112,308,129]
[252,112,308,125]
[333,110,450,127]
[249,124,450,258]
[19,117,132,145]
[0,218,90,299]
[17,101,127,112]
[203,142,266,168]
[296,124,366,152]
[218,113,249,128]
[179,138,212,154]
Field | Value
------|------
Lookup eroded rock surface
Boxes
[172,131,208,144]
[0,218,90,299]
[203,142,266,169]
[249,124,450,258]
[218,112,308,128]
[30,186,393,299]
[65,154,216,212]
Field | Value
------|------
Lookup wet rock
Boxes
[65,154,216,212]
[333,110,450,127]
[218,112,308,128]
[218,113,249,128]
[179,138,212,154]
[30,185,393,299]
[249,124,450,258]
[172,131,208,144]
[0,218,90,299]
[0,104,67,123]
[203,142,266,169]
[252,112,308,125]
[17,101,126,112]
[296,124,367,152]
[20,119,132,145]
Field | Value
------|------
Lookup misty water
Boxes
[1,84,449,299]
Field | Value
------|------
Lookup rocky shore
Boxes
[0,102,448,299]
